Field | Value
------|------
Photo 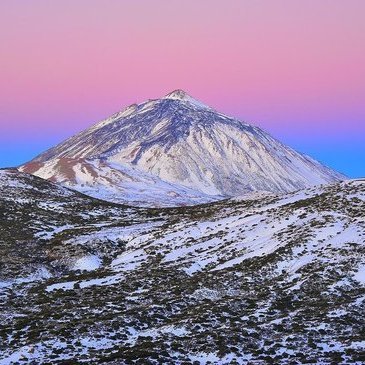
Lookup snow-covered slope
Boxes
[20,90,345,206]
[20,157,218,207]
[0,168,140,280]
[1,176,364,363]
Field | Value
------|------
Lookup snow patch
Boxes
[72,255,101,271]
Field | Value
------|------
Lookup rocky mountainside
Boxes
[20,90,344,206]
[1,169,364,364]
[0,168,143,281]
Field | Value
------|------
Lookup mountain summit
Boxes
[164,89,191,99]
[20,90,345,206]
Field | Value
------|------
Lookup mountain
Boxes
[1,170,365,363]
[19,90,345,207]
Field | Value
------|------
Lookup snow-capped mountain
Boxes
[20,90,345,206]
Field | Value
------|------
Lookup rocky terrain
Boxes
[20,90,344,207]
[1,168,364,364]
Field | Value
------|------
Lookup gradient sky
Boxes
[1,0,364,177]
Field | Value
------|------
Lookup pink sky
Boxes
[0,1,364,176]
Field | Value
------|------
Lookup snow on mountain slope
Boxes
[20,157,218,207]
[0,168,142,280]
[1,177,364,363]
[20,90,345,206]
[0,168,75,202]
[66,178,364,276]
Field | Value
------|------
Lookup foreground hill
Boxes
[0,168,144,281]
[20,90,344,206]
[1,170,364,364]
